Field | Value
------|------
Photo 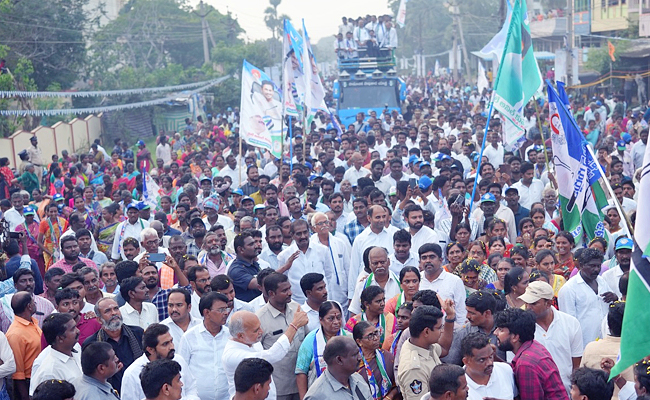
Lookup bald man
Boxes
[348,205,394,299]
[343,152,370,187]
[222,310,308,400]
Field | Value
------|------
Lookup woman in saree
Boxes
[37,203,68,269]
[95,202,121,256]
[295,301,348,398]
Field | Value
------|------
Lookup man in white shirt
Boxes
[511,162,545,210]
[222,309,309,400]
[119,276,158,330]
[520,281,583,393]
[178,292,232,400]
[348,247,401,316]
[4,192,25,232]
[299,273,328,333]
[187,266,212,321]
[461,332,517,400]
[29,313,82,395]
[276,220,333,305]
[111,203,149,260]
[482,131,504,167]
[558,248,618,348]
[404,204,442,254]
[155,135,172,166]
[160,288,201,346]
[348,206,394,299]
[342,152,370,187]
[121,323,199,400]
[388,229,419,276]
[417,243,467,325]
[343,31,358,59]
[602,237,632,299]
[218,155,242,189]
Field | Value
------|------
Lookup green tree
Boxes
[0,0,89,90]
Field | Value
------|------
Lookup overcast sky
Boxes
[197,0,392,42]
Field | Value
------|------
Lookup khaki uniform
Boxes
[397,340,442,400]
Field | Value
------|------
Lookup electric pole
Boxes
[567,0,575,85]
[194,1,212,65]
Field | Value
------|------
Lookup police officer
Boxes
[397,303,456,400]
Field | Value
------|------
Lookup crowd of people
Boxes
[334,14,398,59]
[0,70,646,400]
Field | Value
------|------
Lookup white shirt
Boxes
[4,208,24,232]
[348,227,394,298]
[511,179,545,210]
[190,291,203,321]
[301,302,321,333]
[277,242,334,305]
[348,271,402,315]
[465,362,518,400]
[248,294,267,312]
[0,331,15,381]
[309,233,350,308]
[483,143,505,167]
[156,143,172,165]
[222,336,291,400]
[119,301,159,330]
[161,316,202,347]
[558,273,612,347]
[111,218,149,260]
[471,204,518,244]
[410,226,442,255]
[29,345,82,395]
[260,247,283,271]
[227,298,253,325]
[419,270,467,324]
[388,251,419,276]
[343,167,370,187]
[218,165,241,189]
[534,307,584,392]
[178,324,231,400]
[602,264,626,299]
[121,354,199,400]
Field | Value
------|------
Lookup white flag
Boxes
[396,0,408,28]
[477,61,489,94]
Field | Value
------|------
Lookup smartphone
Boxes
[9,232,20,239]
[498,164,511,175]
[148,253,166,263]
[409,178,417,189]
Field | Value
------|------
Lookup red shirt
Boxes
[511,340,569,400]
[41,312,101,349]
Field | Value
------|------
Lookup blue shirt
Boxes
[229,257,262,302]
[164,227,182,237]
[4,256,44,295]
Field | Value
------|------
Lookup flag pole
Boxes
[585,145,633,237]
[289,116,294,174]
[468,0,519,213]
[532,98,555,189]
[238,134,243,186]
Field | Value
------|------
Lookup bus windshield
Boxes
[339,83,399,110]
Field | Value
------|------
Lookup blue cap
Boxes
[617,140,626,150]
[232,188,244,196]
[419,161,431,167]
[304,162,313,170]
[126,202,139,210]
[136,140,145,146]
[241,196,254,203]
[418,176,433,190]
[137,202,150,211]
[199,175,212,183]
[408,155,420,165]
[227,107,232,111]
[480,193,496,203]
[621,132,632,143]
[615,237,633,251]
[53,193,63,201]
[23,207,35,216]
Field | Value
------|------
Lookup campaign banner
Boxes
[240,60,283,158]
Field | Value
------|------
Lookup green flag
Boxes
[492,0,542,151]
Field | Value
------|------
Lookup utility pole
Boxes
[451,16,458,81]
[455,5,472,84]
[193,1,212,65]
[567,0,575,84]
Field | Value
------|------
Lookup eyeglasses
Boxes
[211,307,232,314]
[314,220,329,227]
[363,330,381,340]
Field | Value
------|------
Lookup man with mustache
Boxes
[417,243,467,326]
[83,297,145,393]
[140,259,190,322]
[29,312,81,395]
[259,225,286,270]
[461,332,516,400]
[0,268,54,331]
[348,246,401,316]
[161,288,200,346]
[121,323,199,400]
[187,266,212,321]
[198,232,231,278]
[277,220,333,305]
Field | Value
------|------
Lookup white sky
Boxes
[197,0,392,42]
